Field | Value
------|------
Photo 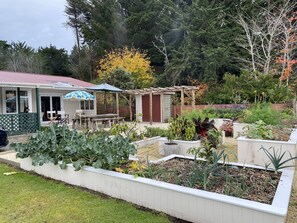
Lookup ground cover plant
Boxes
[0,163,171,223]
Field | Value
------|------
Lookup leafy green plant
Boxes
[206,128,222,148]
[188,140,215,164]
[260,146,297,172]
[168,116,195,141]
[11,124,136,171]
[244,120,274,140]
[110,122,144,142]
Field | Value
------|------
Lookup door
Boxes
[142,95,161,122]
[41,96,61,122]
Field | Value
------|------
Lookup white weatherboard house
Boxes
[0,71,95,135]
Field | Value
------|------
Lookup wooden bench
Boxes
[91,117,125,131]
[91,118,114,130]
[111,117,125,124]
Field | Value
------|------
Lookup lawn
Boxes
[0,163,171,223]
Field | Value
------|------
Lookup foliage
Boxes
[260,146,297,173]
[144,126,168,138]
[11,124,136,171]
[183,107,244,121]
[192,117,221,148]
[97,47,155,89]
[109,121,144,142]
[204,71,292,104]
[220,120,233,134]
[244,120,274,140]
[242,103,283,125]
[190,149,228,190]
[188,140,215,164]
[69,45,93,81]
[3,41,45,74]
[38,45,72,76]
[168,116,196,141]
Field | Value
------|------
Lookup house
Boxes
[0,71,96,135]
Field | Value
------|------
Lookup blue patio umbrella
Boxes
[86,83,122,112]
[63,90,95,101]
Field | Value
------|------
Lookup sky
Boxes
[0,0,75,53]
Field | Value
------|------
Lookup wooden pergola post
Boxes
[191,89,195,110]
[160,93,164,123]
[129,94,133,121]
[149,90,153,125]
[180,88,184,115]
[116,92,119,116]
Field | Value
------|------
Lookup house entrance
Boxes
[41,96,61,122]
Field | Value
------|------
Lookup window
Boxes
[20,91,29,112]
[80,100,94,110]
[5,90,16,113]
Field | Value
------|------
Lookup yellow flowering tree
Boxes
[97,47,155,89]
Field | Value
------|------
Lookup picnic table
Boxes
[72,114,125,130]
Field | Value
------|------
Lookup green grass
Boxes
[0,163,171,223]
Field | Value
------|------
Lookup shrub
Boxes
[183,108,244,121]
[144,127,168,138]
[242,103,283,125]
[168,116,196,141]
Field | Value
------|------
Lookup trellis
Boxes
[0,113,38,135]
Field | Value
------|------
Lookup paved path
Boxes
[0,150,19,167]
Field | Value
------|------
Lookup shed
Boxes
[124,86,200,123]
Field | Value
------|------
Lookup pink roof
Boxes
[0,70,94,88]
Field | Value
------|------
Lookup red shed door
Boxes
[142,95,161,122]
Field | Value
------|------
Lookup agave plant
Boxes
[260,146,297,172]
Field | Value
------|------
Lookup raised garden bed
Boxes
[20,156,294,223]
[237,129,297,168]
[133,136,201,157]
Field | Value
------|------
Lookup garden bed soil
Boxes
[270,127,291,141]
[118,158,280,205]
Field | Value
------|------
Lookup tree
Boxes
[164,0,240,85]
[0,40,10,70]
[69,45,93,81]
[236,0,296,75]
[5,41,44,73]
[65,0,84,52]
[97,47,155,89]
[277,10,297,85]
[38,45,72,76]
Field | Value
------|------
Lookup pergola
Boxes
[123,86,200,124]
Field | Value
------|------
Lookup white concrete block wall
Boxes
[237,137,297,169]
[233,122,250,138]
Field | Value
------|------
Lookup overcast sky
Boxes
[0,0,75,53]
